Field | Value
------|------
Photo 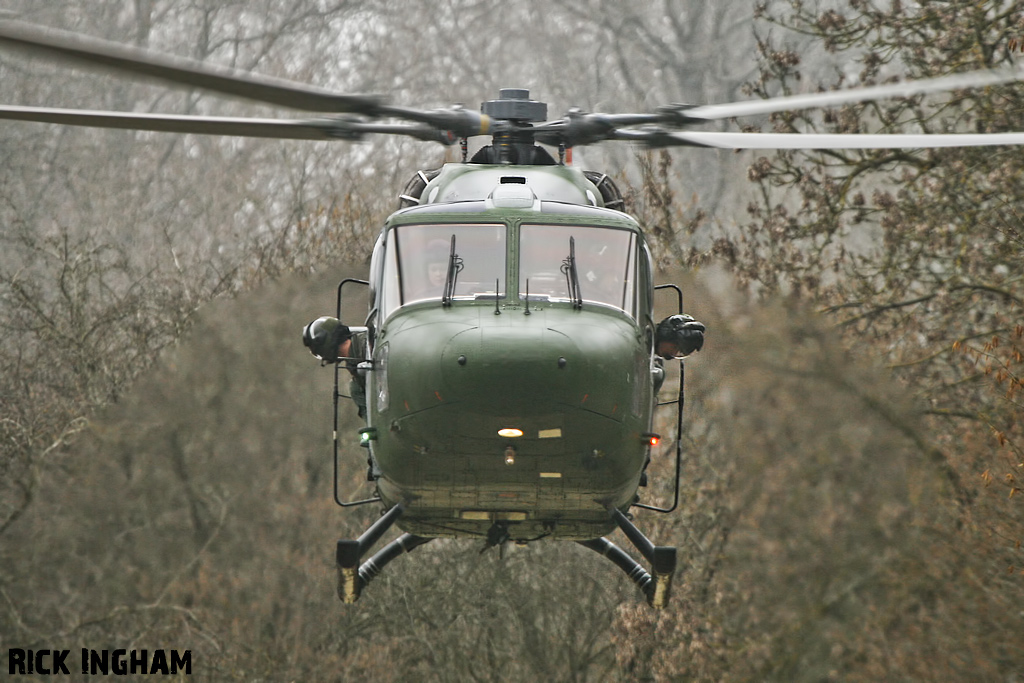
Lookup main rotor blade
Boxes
[0,20,384,114]
[625,130,1024,149]
[682,67,1024,122]
[0,105,455,143]
[533,113,664,147]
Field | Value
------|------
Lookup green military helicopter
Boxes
[3,20,1024,609]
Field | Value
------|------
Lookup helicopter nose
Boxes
[440,322,581,409]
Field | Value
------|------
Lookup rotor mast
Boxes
[480,88,547,164]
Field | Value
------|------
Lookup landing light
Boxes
[498,428,523,438]
[504,446,516,465]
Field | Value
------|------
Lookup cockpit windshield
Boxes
[519,224,636,314]
[382,223,506,315]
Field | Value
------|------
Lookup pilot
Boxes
[404,239,450,301]
[426,240,449,289]
[427,260,447,288]
[302,316,367,420]
[655,314,706,359]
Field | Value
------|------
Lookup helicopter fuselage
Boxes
[358,164,660,542]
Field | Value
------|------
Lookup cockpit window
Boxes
[519,224,636,315]
[382,223,506,317]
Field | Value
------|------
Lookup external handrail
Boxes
[633,283,686,514]
[332,278,379,507]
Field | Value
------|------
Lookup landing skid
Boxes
[335,503,675,608]
[335,503,434,603]
[578,507,677,608]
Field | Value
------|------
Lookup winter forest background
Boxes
[1,1,1022,680]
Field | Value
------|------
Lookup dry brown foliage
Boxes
[9,264,1021,681]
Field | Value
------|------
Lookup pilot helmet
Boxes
[655,314,706,358]
[302,316,351,361]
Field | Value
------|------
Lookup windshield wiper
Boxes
[560,236,583,309]
[441,234,463,306]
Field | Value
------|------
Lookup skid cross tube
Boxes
[358,533,433,587]
[604,506,677,608]
[578,538,654,597]
[336,502,406,603]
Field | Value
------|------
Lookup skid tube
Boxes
[578,506,677,608]
[336,503,434,603]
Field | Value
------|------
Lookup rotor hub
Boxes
[481,88,547,123]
